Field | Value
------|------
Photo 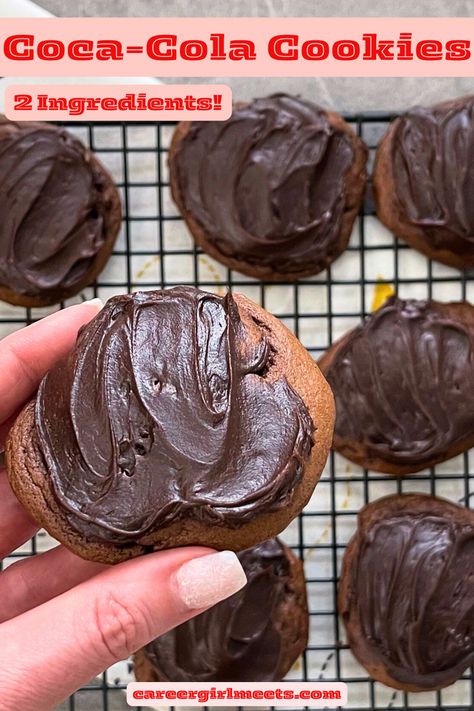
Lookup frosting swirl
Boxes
[342,495,474,690]
[35,287,314,544]
[324,297,474,470]
[172,94,364,276]
[391,96,474,256]
[0,117,119,300]
[143,538,306,681]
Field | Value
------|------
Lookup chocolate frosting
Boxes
[391,96,474,255]
[35,287,313,544]
[325,297,474,469]
[143,538,304,681]
[0,117,118,299]
[344,496,474,689]
[173,94,362,276]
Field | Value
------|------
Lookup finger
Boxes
[0,299,103,424]
[0,470,38,561]
[0,547,246,711]
[0,545,107,623]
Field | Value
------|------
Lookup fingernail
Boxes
[175,551,247,610]
[83,297,104,310]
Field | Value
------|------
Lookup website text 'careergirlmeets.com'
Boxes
[127,682,348,707]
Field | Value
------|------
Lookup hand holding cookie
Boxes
[0,303,246,711]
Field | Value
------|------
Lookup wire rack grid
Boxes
[0,113,473,711]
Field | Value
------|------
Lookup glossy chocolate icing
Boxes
[325,297,474,469]
[35,287,313,544]
[173,94,361,276]
[143,538,305,681]
[343,495,474,689]
[0,117,117,299]
[391,96,474,256]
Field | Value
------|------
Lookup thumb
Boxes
[0,547,246,711]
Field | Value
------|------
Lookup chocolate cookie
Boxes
[339,494,474,691]
[134,538,308,682]
[169,94,367,281]
[319,297,474,475]
[6,287,334,563]
[0,117,122,307]
[374,96,474,270]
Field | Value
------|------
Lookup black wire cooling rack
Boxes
[1,113,473,711]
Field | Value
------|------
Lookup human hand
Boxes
[0,301,246,711]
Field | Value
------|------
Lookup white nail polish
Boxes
[83,297,104,310]
[175,551,247,610]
